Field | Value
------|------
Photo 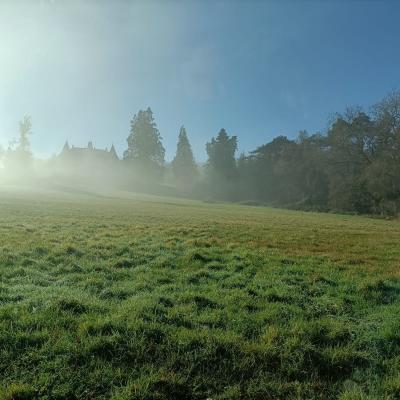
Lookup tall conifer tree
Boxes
[172,126,198,189]
[124,108,165,180]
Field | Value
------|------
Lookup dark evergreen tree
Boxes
[295,132,329,209]
[248,136,298,204]
[206,129,237,178]
[171,126,198,190]
[124,108,165,180]
[205,129,238,199]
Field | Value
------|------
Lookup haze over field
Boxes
[1,2,400,399]
[2,1,400,215]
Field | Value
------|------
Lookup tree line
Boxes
[2,90,400,215]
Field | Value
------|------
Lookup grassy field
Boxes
[0,189,400,400]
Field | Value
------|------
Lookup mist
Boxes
[0,0,223,161]
[3,2,400,399]
[1,0,400,215]
[2,87,400,217]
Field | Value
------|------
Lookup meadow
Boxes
[0,189,400,400]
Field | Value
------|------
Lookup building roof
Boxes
[60,141,119,160]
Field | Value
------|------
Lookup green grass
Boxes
[1,189,400,399]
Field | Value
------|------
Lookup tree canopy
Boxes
[205,129,238,199]
[4,91,400,216]
[124,108,165,180]
[171,126,198,190]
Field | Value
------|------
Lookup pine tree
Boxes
[206,128,237,180]
[205,128,238,199]
[123,108,165,180]
[172,126,198,189]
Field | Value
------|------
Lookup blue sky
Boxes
[0,0,399,161]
